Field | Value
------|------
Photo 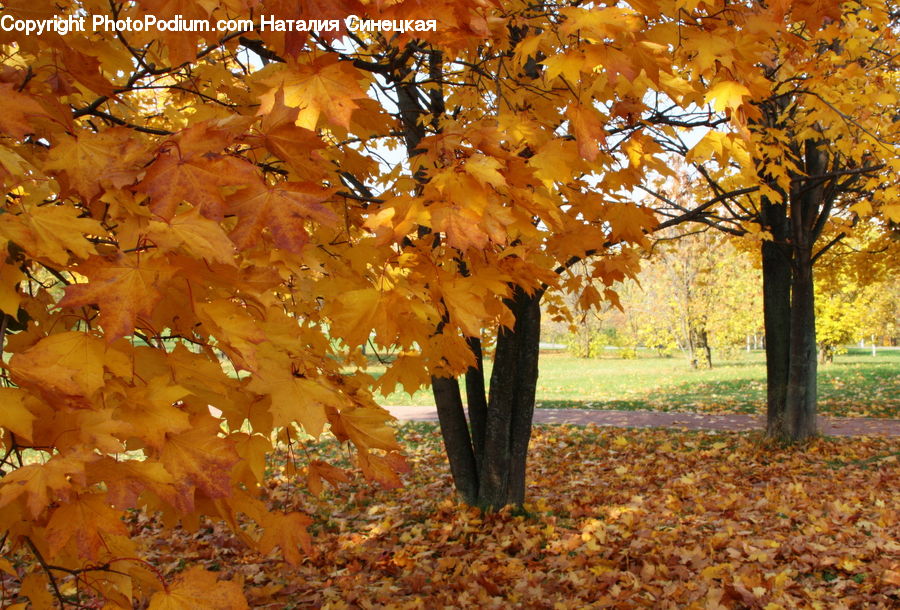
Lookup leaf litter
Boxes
[2,424,897,608]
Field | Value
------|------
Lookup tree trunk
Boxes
[431,375,479,504]
[782,249,818,441]
[760,244,820,442]
[761,197,793,439]
[480,287,541,509]
[687,328,697,368]
[818,344,835,365]
[431,287,541,510]
[761,136,829,442]
[464,337,488,475]
[690,327,712,369]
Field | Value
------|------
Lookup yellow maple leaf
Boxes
[464,154,507,188]
[705,80,751,112]
[0,452,88,518]
[9,331,129,397]
[0,388,35,440]
[60,254,173,343]
[566,103,606,161]
[442,277,491,337]
[45,492,129,560]
[0,203,104,266]
[259,56,369,130]
[44,129,145,201]
[256,510,313,566]
[160,418,240,506]
[337,406,400,452]
[328,288,380,347]
[148,207,236,266]
[227,180,337,253]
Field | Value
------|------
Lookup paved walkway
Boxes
[384,406,900,437]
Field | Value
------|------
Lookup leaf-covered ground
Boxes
[10,423,886,608]
[375,351,900,419]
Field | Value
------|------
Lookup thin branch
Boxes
[811,232,846,264]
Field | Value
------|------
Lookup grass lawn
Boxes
[374,348,900,418]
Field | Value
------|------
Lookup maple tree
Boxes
[398,0,898,505]
[607,166,765,368]
[0,0,896,605]
[0,0,498,604]
[645,0,899,441]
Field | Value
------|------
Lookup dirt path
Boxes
[384,406,900,437]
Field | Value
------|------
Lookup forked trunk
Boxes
[431,287,541,509]
[762,246,817,442]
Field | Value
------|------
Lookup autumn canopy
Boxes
[0,0,897,605]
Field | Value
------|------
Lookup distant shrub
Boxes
[618,347,638,359]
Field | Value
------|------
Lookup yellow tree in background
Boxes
[815,225,900,361]
[620,230,762,368]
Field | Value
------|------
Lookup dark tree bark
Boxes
[390,43,546,509]
[480,287,541,508]
[760,195,792,438]
[432,286,542,510]
[777,139,828,441]
[783,247,818,441]
[758,138,833,442]
[464,337,488,475]
[431,375,479,504]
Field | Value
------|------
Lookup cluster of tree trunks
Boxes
[432,288,542,509]
[758,139,834,442]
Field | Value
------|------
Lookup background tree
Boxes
[814,225,900,362]
[619,229,763,368]
[645,0,899,441]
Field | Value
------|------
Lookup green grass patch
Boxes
[373,348,899,418]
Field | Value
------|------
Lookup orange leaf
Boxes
[9,331,130,397]
[45,492,128,560]
[139,151,255,221]
[0,83,65,138]
[44,129,144,201]
[260,56,369,130]
[61,254,172,343]
[147,207,236,266]
[148,567,248,610]
[0,453,88,518]
[357,450,403,489]
[705,80,751,113]
[307,460,350,496]
[0,388,35,440]
[227,181,337,253]
[256,511,313,566]
[160,419,240,508]
[338,407,400,452]
[566,103,606,161]
[0,203,104,265]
